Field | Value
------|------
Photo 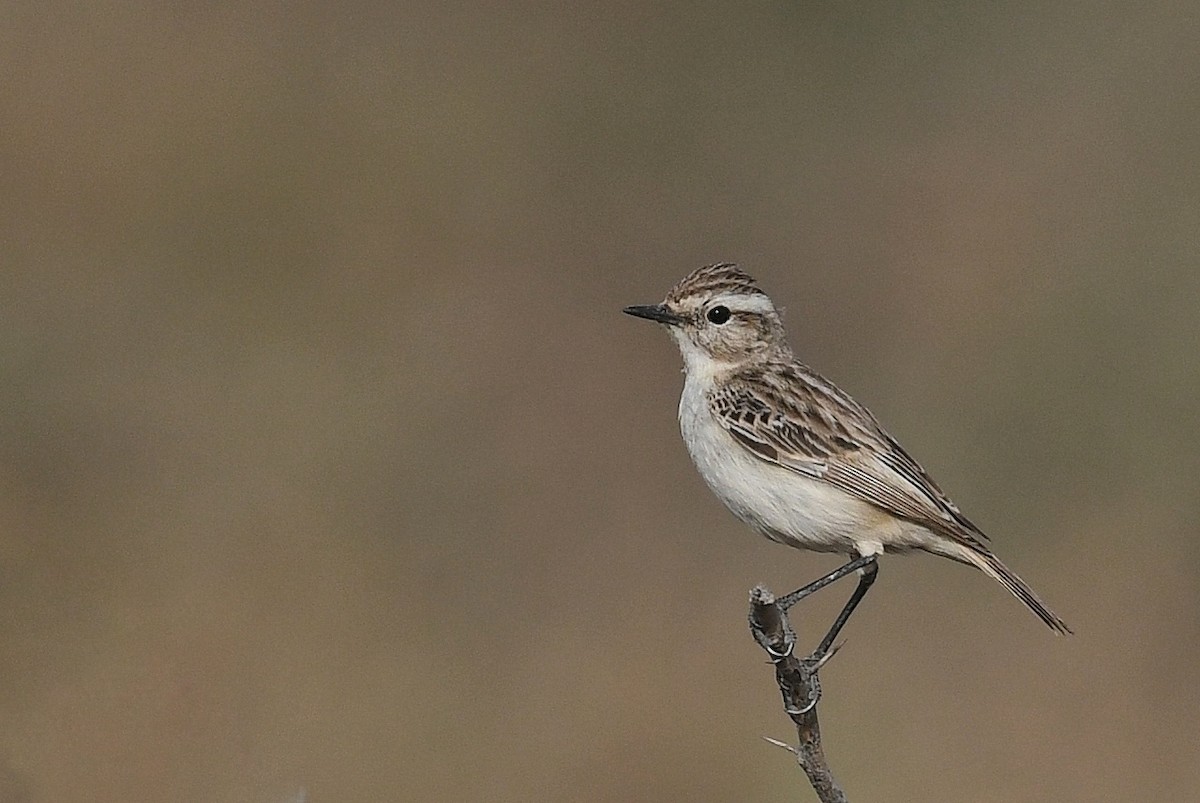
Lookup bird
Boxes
[624,263,1071,658]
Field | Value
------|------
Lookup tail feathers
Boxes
[972,550,1073,635]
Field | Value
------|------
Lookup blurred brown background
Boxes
[2,2,1198,801]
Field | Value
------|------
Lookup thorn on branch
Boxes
[762,735,800,756]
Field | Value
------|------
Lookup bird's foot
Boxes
[780,642,843,715]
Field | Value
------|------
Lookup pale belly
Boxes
[677,378,934,557]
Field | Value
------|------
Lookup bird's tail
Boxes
[965,548,1072,635]
[974,552,1070,633]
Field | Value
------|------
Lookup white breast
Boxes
[677,371,892,557]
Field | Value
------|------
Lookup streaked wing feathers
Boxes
[710,365,988,544]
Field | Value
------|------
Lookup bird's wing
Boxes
[710,367,989,545]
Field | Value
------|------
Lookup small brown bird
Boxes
[625,264,1070,656]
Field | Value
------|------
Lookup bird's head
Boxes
[624,263,791,375]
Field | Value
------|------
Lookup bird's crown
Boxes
[665,262,766,306]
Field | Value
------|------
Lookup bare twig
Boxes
[748,585,848,803]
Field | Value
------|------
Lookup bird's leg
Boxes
[810,558,878,662]
[777,554,877,611]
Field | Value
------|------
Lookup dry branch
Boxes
[748,585,848,803]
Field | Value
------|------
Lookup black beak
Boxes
[623,304,684,326]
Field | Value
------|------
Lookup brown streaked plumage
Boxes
[665,262,768,306]
[625,263,1071,638]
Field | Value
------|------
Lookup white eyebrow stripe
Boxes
[709,292,776,315]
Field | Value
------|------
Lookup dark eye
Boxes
[706,305,731,325]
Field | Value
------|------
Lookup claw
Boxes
[785,694,819,716]
[765,639,794,663]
